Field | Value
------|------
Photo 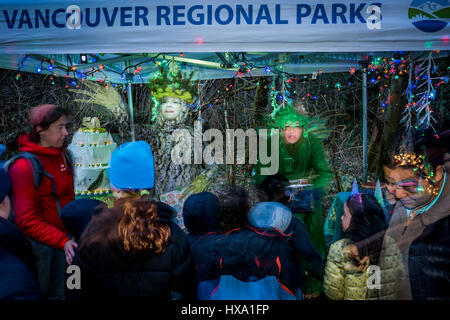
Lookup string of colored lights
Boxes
[12,52,448,126]
[402,51,448,133]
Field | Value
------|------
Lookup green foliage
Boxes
[147,62,197,102]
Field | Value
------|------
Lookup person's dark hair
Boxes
[344,193,386,266]
[218,186,250,232]
[29,106,71,143]
[383,128,450,176]
[256,174,290,205]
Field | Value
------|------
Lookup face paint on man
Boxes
[383,166,440,209]
[159,96,185,121]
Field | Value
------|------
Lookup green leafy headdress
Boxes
[269,106,310,129]
[147,66,197,104]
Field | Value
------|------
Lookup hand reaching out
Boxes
[64,239,78,265]
[343,244,369,272]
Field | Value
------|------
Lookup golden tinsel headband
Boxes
[393,152,431,176]
[393,152,438,195]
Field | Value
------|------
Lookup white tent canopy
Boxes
[0,52,371,82]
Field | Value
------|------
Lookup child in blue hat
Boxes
[107,140,155,201]
[71,141,196,300]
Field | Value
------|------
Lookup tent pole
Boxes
[125,62,135,142]
[362,67,368,181]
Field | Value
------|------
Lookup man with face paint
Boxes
[254,106,333,298]
[380,129,450,300]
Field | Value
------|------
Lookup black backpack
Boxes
[3,151,73,218]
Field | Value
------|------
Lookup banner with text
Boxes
[0,0,448,53]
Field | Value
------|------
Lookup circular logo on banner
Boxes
[409,0,449,33]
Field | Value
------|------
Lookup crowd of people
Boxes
[0,103,449,300]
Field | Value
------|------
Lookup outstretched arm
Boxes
[70,81,129,120]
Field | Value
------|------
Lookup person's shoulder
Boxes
[418,214,450,243]
[383,235,397,246]
[8,157,33,173]
[306,132,318,139]
[306,134,327,150]
[0,216,22,235]
[289,215,306,229]
[328,239,351,261]
[217,228,254,248]
[168,220,185,233]
[330,238,351,250]
[167,222,191,245]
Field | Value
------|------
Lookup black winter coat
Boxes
[187,217,325,292]
[72,204,196,300]
[0,217,41,300]
[409,214,450,300]
[216,227,300,295]
[187,233,222,282]
[215,219,325,295]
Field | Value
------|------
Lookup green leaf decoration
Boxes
[147,61,197,103]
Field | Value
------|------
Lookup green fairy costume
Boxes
[254,106,333,297]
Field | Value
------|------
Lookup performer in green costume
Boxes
[254,106,333,297]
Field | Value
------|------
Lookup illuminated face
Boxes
[159,96,185,121]
[282,126,303,144]
[37,115,70,148]
[382,166,435,209]
[341,203,351,232]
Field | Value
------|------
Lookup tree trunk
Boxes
[252,77,269,127]
[375,75,408,177]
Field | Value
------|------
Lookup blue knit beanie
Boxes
[108,141,155,189]
[247,202,292,233]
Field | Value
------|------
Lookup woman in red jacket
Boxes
[8,104,76,300]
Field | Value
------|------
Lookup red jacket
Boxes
[8,134,74,250]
